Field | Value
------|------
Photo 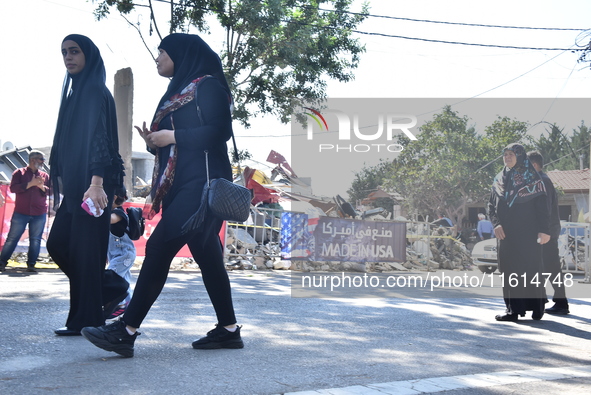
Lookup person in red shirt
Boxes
[0,150,50,273]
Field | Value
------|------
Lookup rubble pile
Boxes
[221,218,473,273]
[224,226,291,271]
[12,252,53,264]
[133,176,151,198]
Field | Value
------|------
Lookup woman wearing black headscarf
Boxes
[488,143,550,321]
[48,34,126,335]
[81,34,242,357]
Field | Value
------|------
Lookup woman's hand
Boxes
[83,176,107,216]
[494,225,505,240]
[146,129,176,147]
[537,233,551,245]
[135,121,158,150]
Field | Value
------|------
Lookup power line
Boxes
[305,6,588,32]
[545,144,588,168]
[132,1,588,136]
[113,1,587,51]
[239,45,578,139]
[348,29,579,51]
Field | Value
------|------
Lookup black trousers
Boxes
[123,214,237,329]
[47,196,126,331]
[543,238,568,307]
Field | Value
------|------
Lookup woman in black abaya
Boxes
[488,143,550,321]
[48,34,125,335]
[81,34,242,358]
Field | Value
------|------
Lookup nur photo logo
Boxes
[302,106,418,154]
[304,107,329,131]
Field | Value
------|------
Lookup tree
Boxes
[230,148,253,165]
[566,122,590,170]
[531,123,575,171]
[347,160,394,205]
[384,106,481,224]
[478,115,531,191]
[354,109,531,226]
[532,121,589,171]
[91,0,369,126]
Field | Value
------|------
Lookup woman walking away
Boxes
[48,34,126,336]
[488,143,550,322]
[81,33,242,357]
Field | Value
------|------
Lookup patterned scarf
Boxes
[145,77,207,219]
[492,143,546,208]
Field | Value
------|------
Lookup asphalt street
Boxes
[1,267,590,394]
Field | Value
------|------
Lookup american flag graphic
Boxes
[280,212,313,259]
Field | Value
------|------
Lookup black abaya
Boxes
[48,35,125,331]
[488,192,549,316]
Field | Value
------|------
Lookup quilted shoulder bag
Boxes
[182,151,252,234]
[205,150,252,221]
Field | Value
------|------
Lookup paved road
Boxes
[1,267,590,394]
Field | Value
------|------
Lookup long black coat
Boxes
[488,192,550,315]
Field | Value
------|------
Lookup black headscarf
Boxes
[155,33,232,113]
[492,143,546,207]
[50,34,124,211]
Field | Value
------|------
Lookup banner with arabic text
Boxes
[313,217,406,262]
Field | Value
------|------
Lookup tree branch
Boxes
[148,0,163,41]
[121,14,157,62]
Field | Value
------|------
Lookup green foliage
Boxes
[350,107,531,224]
[349,106,590,225]
[230,148,253,165]
[93,0,134,19]
[386,106,482,223]
[532,122,589,171]
[90,0,368,127]
[480,116,532,177]
[347,160,394,204]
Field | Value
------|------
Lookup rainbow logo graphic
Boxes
[304,107,329,131]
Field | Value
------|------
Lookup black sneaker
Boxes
[192,324,244,349]
[81,320,139,358]
[545,304,570,315]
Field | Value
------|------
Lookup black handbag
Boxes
[208,177,252,222]
[182,151,252,234]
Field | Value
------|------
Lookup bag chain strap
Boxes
[194,76,244,186]
[204,150,210,187]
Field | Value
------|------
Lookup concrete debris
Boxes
[225,226,286,270]
[12,252,53,264]
[273,260,292,270]
[223,223,473,273]
[272,226,473,273]
[133,176,152,198]
[229,227,258,250]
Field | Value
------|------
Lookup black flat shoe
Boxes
[54,327,81,336]
[532,311,544,320]
[545,305,570,315]
[495,314,519,322]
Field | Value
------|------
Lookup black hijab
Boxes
[155,33,231,114]
[50,34,123,211]
[492,143,546,207]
